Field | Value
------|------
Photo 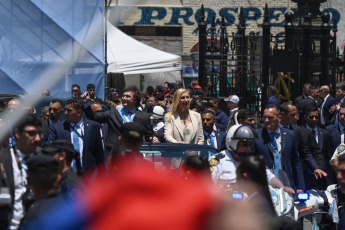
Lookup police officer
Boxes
[210,125,257,184]
[209,125,293,193]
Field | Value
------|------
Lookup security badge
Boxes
[337,144,345,153]
[334,144,345,159]
[209,158,219,166]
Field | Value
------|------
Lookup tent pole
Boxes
[104,0,109,100]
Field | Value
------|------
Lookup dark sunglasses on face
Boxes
[308,115,319,119]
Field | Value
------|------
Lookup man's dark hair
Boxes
[201,109,215,119]
[237,109,253,121]
[265,104,280,114]
[202,102,214,111]
[87,83,96,90]
[210,97,221,104]
[66,99,84,111]
[123,85,141,107]
[71,84,80,90]
[149,95,158,102]
[50,99,63,107]
[267,85,277,94]
[305,105,319,116]
[280,102,294,114]
[15,113,42,131]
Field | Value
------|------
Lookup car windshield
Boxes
[140,144,218,172]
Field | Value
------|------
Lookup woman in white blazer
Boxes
[164,89,204,144]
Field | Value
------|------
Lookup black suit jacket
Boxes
[203,130,226,152]
[285,125,320,173]
[84,106,151,159]
[299,126,326,171]
[45,118,104,172]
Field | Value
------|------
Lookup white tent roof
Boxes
[106,22,181,75]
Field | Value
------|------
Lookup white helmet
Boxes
[226,125,255,151]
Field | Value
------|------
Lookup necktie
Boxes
[208,133,215,148]
[312,130,317,143]
[270,132,282,173]
[72,125,80,170]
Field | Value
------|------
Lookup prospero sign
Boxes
[112,5,342,51]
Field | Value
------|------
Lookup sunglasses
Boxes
[308,116,319,119]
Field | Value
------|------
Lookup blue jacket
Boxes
[254,127,305,190]
[215,111,229,129]
[45,118,104,172]
[267,95,281,107]
[203,130,227,152]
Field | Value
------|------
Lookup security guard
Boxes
[210,125,257,184]
[210,125,279,190]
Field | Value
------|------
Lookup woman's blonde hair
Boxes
[171,88,190,114]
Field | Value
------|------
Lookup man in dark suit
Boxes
[0,114,42,229]
[90,101,108,148]
[45,99,104,172]
[254,104,304,191]
[41,99,64,146]
[279,102,327,186]
[304,106,333,186]
[202,110,226,152]
[293,83,311,109]
[330,84,345,124]
[83,85,151,160]
[320,85,336,126]
[326,102,345,156]
[294,83,317,126]
[310,86,323,108]
[266,85,281,107]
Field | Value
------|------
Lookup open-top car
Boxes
[140,143,218,172]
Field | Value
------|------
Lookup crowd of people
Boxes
[1,80,345,229]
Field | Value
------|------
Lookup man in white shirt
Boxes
[0,114,42,229]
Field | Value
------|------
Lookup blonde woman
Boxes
[164,89,204,144]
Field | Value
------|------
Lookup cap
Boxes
[155,86,164,92]
[152,106,165,119]
[194,88,204,95]
[120,123,145,140]
[27,154,59,174]
[224,95,239,103]
[109,88,120,94]
[42,139,75,155]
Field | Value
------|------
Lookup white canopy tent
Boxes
[106,21,182,88]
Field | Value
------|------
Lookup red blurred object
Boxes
[81,155,219,230]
